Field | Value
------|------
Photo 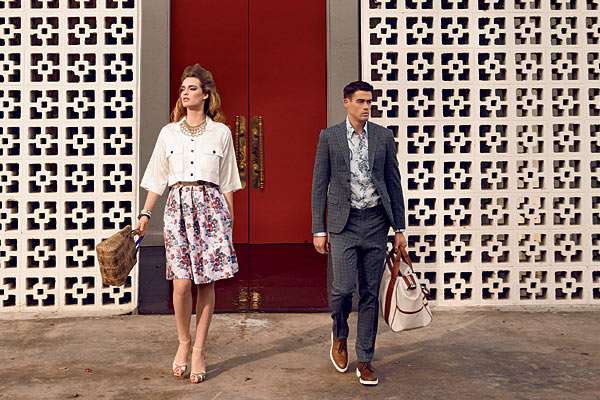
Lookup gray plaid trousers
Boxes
[329,205,390,363]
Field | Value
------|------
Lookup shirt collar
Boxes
[345,117,368,139]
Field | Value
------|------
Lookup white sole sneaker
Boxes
[356,368,378,385]
[330,332,348,373]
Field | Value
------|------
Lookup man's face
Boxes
[343,90,373,123]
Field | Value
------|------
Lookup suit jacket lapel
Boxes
[367,121,379,169]
[335,122,350,170]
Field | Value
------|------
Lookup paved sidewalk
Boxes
[0,309,599,400]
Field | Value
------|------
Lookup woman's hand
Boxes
[135,216,150,236]
[223,192,234,225]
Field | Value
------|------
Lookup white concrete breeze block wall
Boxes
[0,0,139,313]
[362,0,600,306]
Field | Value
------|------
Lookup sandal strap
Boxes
[190,372,206,383]
[173,362,187,377]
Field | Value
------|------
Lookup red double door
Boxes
[170,1,328,310]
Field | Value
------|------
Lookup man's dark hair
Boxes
[343,81,374,99]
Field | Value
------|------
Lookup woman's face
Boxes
[180,77,208,111]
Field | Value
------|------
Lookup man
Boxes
[311,81,406,386]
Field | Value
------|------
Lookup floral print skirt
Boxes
[164,181,238,285]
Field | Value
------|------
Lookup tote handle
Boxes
[131,230,144,253]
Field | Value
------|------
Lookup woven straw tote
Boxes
[96,225,142,286]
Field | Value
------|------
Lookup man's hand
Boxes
[313,236,329,254]
[393,232,407,251]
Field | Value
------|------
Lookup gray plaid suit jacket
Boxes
[311,120,406,234]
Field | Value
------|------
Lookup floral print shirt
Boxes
[346,118,380,209]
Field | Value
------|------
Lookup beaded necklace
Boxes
[181,118,207,136]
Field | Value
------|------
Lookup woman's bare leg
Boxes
[192,282,215,373]
[173,279,193,365]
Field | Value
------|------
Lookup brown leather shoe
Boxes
[356,362,378,385]
[330,332,348,372]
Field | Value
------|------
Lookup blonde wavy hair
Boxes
[170,64,226,123]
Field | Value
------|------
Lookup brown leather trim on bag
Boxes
[385,251,394,272]
[384,247,413,322]
[400,247,415,274]
[402,274,417,290]
[390,305,424,330]
[396,305,424,314]
[421,285,431,297]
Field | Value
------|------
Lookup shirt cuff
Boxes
[140,182,165,197]
[394,229,405,233]
[220,181,242,194]
[313,232,327,237]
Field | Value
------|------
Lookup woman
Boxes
[136,64,241,384]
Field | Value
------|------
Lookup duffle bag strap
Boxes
[384,247,403,321]
[398,247,431,299]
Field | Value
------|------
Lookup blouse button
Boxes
[191,150,194,153]
[191,161,194,164]
[213,150,216,154]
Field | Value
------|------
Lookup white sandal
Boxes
[172,338,191,377]
[189,347,207,383]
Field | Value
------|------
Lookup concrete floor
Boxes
[0,309,599,400]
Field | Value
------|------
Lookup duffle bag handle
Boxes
[396,247,431,297]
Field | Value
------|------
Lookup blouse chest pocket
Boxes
[165,143,185,174]
[199,142,223,174]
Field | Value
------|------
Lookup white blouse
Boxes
[140,117,242,195]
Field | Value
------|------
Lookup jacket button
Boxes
[347,179,350,182]
[347,198,351,202]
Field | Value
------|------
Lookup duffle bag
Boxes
[379,246,432,332]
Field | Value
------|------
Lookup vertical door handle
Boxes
[234,116,247,189]
[251,116,264,189]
